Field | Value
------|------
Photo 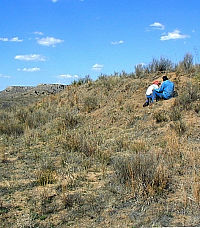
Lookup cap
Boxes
[153,80,160,85]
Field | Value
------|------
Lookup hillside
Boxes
[0,71,200,227]
[0,84,67,109]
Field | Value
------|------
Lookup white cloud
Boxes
[58,74,79,79]
[0,74,11,78]
[160,29,189,41]
[37,36,64,47]
[33,31,44,36]
[15,54,46,61]
[111,40,124,45]
[92,64,103,71]
[17,67,40,72]
[150,22,165,30]
[0,37,23,42]
[10,37,23,42]
[0,38,9,42]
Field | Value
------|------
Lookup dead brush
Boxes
[113,152,169,198]
[60,180,82,209]
[36,161,57,186]
[129,140,148,153]
[0,145,8,163]
[83,96,98,113]
[60,180,72,209]
[38,188,56,215]
[165,131,180,156]
[153,110,168,123]
[170,120,187,136]
[61,131,97,157]
[177,82,200,110]
[162,130,183,172]
[37,169,57,186]
[192,171,200,205]
[169,106,182,121]
[62,112,81,129]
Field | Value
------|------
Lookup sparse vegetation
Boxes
[113,153,169,197]
[153,110,168,123]
[0,55,200,227]
[147,57,175,73]
[179,53,194,74]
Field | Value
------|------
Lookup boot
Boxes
[143,101,149,107]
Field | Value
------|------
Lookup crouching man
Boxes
[152,75,174,102]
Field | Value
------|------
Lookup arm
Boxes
[157,82,165,93]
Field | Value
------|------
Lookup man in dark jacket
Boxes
[152,75,174,102]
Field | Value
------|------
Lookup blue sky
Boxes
[0,0,199,91]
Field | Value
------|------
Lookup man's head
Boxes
[162,75,168,81]
[153,80,160,85]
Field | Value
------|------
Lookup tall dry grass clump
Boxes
[113,151,169,198]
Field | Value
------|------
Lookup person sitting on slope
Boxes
[143,80,160,107]
[152,75,174,102]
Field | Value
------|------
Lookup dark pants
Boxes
[143,95,153,107]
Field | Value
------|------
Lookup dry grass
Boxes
[0,66,200,227]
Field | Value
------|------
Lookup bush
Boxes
[62,132,97,157]
[0,121,24,136]
[83,96,98,113]
[135,64,146,78]
[177,82,200,110]
[97,75,112,90]
[194,104,200,114]
[179,53,193,74]
[63,112,80,129]
[36,161,57,186]
[147,57,174,73]
[169,106,182,121]
[113,153,169,197]
[170,120,187,136]
[153,111,168,123]
[16,108,51,129]
[72,75,92,86]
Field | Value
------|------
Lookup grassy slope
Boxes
[0,72,200,227]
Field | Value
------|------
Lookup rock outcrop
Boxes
[0,84,67,98]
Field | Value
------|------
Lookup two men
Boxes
[143,75,174,107]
